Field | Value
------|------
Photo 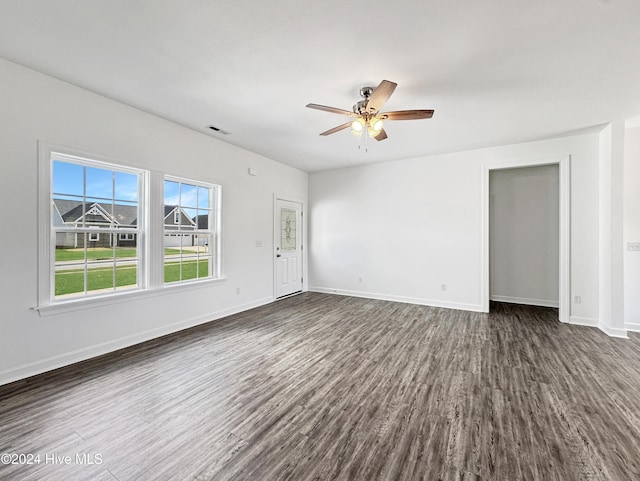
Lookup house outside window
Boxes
[50,155,142,299]
[38,145,223,310]
[164,178,219,284]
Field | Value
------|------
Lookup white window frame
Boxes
[40,148,146,305]
[163,175,221,285]
[36,143,225,316]
[119,233,135,241]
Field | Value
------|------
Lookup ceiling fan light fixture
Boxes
[370,117,384,132]
[351,117,365,133]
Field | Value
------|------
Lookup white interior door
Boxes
[275,198,302,298]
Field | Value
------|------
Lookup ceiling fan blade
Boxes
[366,80,397,114]
[374,128,388,141]
[380,109,434,120]
[306,103,357,117]
[320,121,352,136]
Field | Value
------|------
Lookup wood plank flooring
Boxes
[1,292,640,481]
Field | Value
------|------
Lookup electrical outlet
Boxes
[358,277,363,283]
[574,295,581,304]
[441,284,447,291]
[236,287,240,295]
[628,242,640,251]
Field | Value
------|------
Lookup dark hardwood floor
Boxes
[1,292,640,481]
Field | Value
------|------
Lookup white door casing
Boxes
[275,198,303,298]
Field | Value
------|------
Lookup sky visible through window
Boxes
[52,160,210,210]
[164,180,210,209]
[53,160,138,202]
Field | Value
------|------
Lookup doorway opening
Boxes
[481,156,570,322]
[490,165,559,311]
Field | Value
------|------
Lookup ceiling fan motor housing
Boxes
[353,99,368,115]
[359,86,374,99]
[353,86,375,114]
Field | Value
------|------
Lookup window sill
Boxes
[34,277,227,317]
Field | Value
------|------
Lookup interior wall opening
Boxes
[489,164,560,315]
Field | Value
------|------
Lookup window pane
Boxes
[180,254,199,281]
[113,201,138,229]
[195,234,210,279]
[281,208,296,250]
[115,241,138,290]
[197,258,209,278]
[53,161,83,196]
[163,234,183,252]
[164,180,179,205]
[86,166,113,201]
[193,233,210,253]
[84,199,114,229]
[55,231,79,252]
[165,207,178,228]
[55,267,85,297]
[164,233,182,283]
[114,171,138,202]
[87,260,115,292]
[184,208,197,228]
[195,210,210,230]
[163,233,211,283]
[180,183,197,208]
[54,233,85,297]
[164,261,180,284]
[198,186,210,208]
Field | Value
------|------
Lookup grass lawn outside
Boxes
[164,259,209,284]
[55,258,209,296]
[55,247,183,262]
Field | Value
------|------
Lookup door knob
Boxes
[276,254,281,258]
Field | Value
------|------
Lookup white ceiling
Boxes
[1,0,640,172]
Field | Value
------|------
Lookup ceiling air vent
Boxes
[207,125,230,135]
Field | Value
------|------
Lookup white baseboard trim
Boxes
[569,316,598,327]
[569,317,631,338]
[598,325,629,339]
[490,295,559,308]
[624,322,640,333]
[309,286,484,312]
[0,296,274,387]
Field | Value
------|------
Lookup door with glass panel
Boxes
[275,198,302,298]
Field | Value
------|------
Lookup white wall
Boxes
[624,125,640,331]
[490,165,559,307]
[309,133,600,323]
[598,122,626,337]
[0,58,308,385]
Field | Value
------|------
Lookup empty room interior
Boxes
[1,1,640,480]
